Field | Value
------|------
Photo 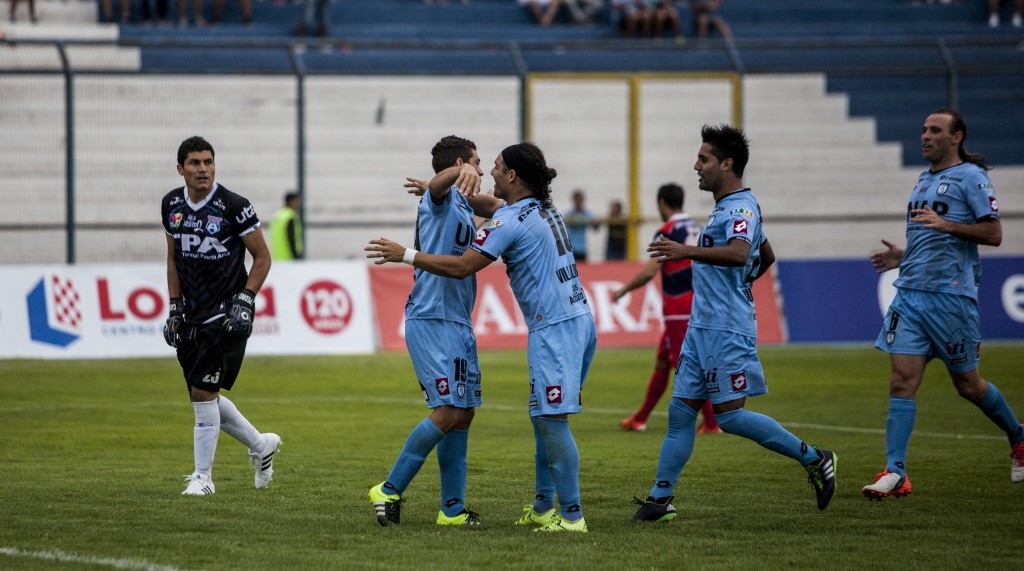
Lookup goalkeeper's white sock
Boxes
[217,394,264,451]
[193,400,220,478]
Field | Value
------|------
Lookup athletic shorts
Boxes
[673,326,768,404]
[177,319,247,392]
[528,313,597,417]
[874,288,981,374]
[656,318,689,367]
[405,319,482,409]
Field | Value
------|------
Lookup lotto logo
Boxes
[546,385,562,404]
[26,275,82,348]
[732,219,748,235]
[435,377,450,396]
[730,372,748,391]
[473,228,490,246]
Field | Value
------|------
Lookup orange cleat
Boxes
[619,416,648,432]
[862,470,911,500]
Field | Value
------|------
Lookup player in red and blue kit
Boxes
[863,109,1024,499]
[614,183,719,434]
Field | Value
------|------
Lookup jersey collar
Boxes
[184,182,220,211]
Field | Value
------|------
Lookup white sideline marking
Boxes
[1,395,1006,442]
[0,546,197,571]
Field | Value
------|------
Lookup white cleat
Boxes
[182,473,216,495]
[251,433,282,489]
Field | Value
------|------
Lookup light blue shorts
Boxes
[528,313,597,417]
[874,288,981,374]
[405,319,482,409]
[673,326,768,404]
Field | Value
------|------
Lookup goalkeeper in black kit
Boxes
[161,135,281,496]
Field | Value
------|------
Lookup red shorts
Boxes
[656,318,689,368]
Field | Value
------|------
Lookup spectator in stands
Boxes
[101,0,130,23]
[691,0,732,41]
[177,0,207,26]
[8,0,36,23]
[611,0,651,37]
[212,0,252,24]
[605,200,628,261]
[647,0,683,42]
[520,0,561,27]
[296,0,332,37]
[564,0,604,25]
[988,0,1023,27]
[564,189,598,262]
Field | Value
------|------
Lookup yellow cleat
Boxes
[515,505,556,526]
[436,509,482,525]
[534,514,587,533]
[368,483,402,527]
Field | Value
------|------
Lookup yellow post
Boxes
[627,76,641,261]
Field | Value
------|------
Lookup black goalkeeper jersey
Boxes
[161,183,261,323]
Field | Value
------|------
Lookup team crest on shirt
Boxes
[886,331,896,345]
[169,212,183,228]
[474,228,490,246]
[936,183,949,196]
[435,377,450,396]
[730,371,748,392]
[206,216,223,234]
[732,219,748,235]
[546,385,562,404]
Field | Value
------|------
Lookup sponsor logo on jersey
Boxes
[989,196,999,212]
[474,228,490,246]
[435,377,450,396]
[730,371,748,392]
[729,208,754,218]
[169,212,183,228]
[546,385,562,404]
[706,214,716,226]
[486,219,502,229]
[732,219,748,235]
[945,329,968,365]
[940,175,963,182]
[936,183,949,196]
[236,204,256,224]
[206,216,223,234]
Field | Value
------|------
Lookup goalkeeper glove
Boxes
[223,289,256,338]
[163,298,185,348]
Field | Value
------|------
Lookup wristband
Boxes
[402,248,418,265]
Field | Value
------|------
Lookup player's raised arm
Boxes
[428,162,481,200]
[366,237,492,279]
[404,177,429,197]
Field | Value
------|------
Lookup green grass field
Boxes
[2,345,1022,570]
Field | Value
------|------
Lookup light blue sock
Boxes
[716,408,820,465]
[530,416,556,514]
[383,418,445,495]
[649,398,698,499]
[535,416,582,522]
[436,428,469,517]
[885,396,917,476]
[977,383,1024,445]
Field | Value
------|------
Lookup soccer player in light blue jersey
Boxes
[863,110,1024,499]
[368,142,597,533]
[368,135,499,527]
[632,125,837,522]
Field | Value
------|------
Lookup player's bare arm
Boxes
[648,235,748,266]
[870,239,904,273]
[910,205,1002,247]
[428,162,481,200]
[366,237,493,279]
[165,233,182,298]
[467,193,504,219]
[242,229,272,293]
[749,239,776,281]
[613,258,660,301]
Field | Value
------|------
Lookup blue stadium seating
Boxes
[115,0,1024,165]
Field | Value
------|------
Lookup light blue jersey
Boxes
[471,198,592,331]
[405,188,477,326]
[689,189,765,338]
[895,162,1000,300]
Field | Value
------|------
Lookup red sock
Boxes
[634,366,670,422]
[699,400,719,430]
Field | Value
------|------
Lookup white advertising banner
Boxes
[0,262,376,359]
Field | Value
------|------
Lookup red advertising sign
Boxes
[369,261,783,352]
